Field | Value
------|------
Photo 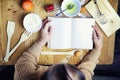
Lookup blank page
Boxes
[48,17,72,49]
[71,18,95,49]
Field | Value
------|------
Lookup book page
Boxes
[85,0,120,36]
[71,18,95,49]
[48,17,72,49]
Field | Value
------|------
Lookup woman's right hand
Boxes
[92,26,103,52]
[37,19,53,45]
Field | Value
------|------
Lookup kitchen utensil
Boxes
[94,0,102,16]
[4,30,32,62]
[40,49,76,55]
[41,50,77,63]
[94,0,107,24]
[5,21,15,55]
[55,3,74,16]
[61,50,82,63]
[61,0,86,17]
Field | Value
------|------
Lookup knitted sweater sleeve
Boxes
[77,49,101,80]
[14,42,50,80]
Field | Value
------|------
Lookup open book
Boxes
[85,0,120,36]
[48,17,95,49]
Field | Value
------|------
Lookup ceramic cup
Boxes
[23,13,42,33]
[61,0,86,17]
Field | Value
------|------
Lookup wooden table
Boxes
[0,0,118,65]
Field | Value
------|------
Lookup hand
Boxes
[92,26,103,51]
[38,19,53,45]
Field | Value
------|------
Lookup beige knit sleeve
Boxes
[14,42,50,80]
[77,49,101,80]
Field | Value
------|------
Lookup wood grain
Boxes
[0,0,2,64]
[0,0,118,65]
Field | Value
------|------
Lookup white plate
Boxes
[61,0,81,17]
[23,13,42,33]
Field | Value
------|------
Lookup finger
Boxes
[92,26,102,38]
[95,29,102,39]
[42,19,51,27]
[92,26,98,32]
[44,21,51,31]
[42,18,48,24]
[41,19,48,29]
[48,26,53,35]
[93,30,97,41]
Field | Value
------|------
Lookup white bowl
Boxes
[23,13,42,33]
[61,0,81,17]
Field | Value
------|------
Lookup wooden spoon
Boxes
[5,21,15,55]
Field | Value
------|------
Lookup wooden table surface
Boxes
[0,0,118,65]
